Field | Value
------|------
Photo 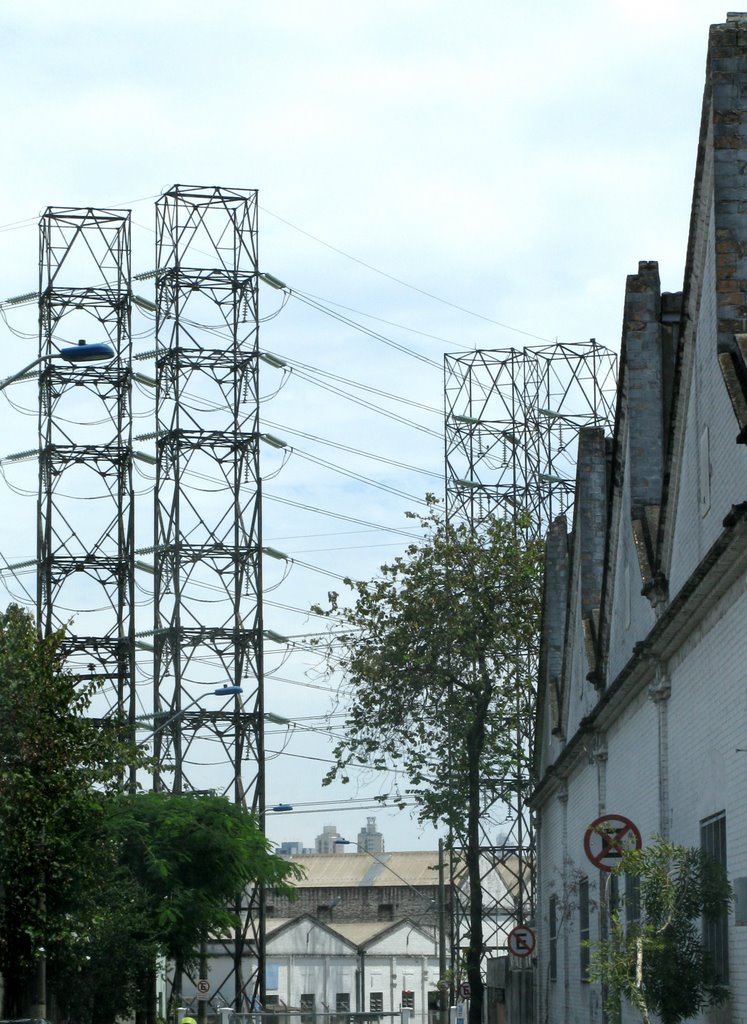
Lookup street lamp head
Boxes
[272,803,293,812]
[213,684,242,696]
[59,340,115,363]
[334,838,353,846]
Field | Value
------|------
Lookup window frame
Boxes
[579,876,590,982]
[701,811,729,984]
[548,893,558,983]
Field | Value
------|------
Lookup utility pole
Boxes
[438,838,448,1024]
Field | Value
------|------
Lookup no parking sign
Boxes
[583,814,641,871]
[507,925,535,957]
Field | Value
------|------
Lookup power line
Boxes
[260,203,557,343]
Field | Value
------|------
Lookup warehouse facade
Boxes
[533,14,747,1024]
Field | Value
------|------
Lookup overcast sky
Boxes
[0,1,734,851]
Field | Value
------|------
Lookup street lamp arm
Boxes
[0,356,46,393]
[135,685,242,745]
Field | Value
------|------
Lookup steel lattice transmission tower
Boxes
[37,207,135,729]
[443,341,616,967]
[150,185,265,1011]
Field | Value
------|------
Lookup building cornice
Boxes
[531,501,747,807]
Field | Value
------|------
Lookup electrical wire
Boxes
[264,492,427,539]
[266,352,441,415]
[288,290,440,368]
[261,419,441,481]
[260,203,557,344]
[269,362,441,438]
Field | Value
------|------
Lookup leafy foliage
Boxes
[588,837,732,1024]
[0,604,303,1023]
[314,502,543,832]
[0,603,143,1014]
[54,792,304,1024]
[108,791,304,967]
[312,501,543,1024]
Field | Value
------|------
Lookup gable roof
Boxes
[265,913,436,952]
[266,913,358,951]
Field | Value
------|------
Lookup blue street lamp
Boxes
[0,339,115,394]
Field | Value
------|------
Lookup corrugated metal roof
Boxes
[288,851,446,888]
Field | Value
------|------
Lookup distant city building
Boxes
[357,816,384,853]
[315,824,343,854]
[277,841,312,857]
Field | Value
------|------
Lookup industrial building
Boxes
[533,14,747,1023]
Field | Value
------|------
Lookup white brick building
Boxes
[184,852,451,1022]
[264,914,439,1024]
[533,15,747,1024]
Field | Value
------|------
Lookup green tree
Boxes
[109,791,303,966]
[588,837,732,1024]
[53,792,304,1024]
[0,603,304,1024]
[0,604,142,1017]
[312,503,543,1024]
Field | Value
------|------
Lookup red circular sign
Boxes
[583,814,642,871]
[507,925,535,957]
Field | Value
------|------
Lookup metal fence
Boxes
[178,1011,405,1024]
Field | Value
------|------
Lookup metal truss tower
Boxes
[150,185,264,1011]
[37,207,135,727]
[443,341,616,970]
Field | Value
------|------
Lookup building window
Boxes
[300,994,315,1024]
[377,903,394,922]
[370,992,384,1013]
[608,873,619,916]
[266,903,275,918]
[699,425,711,516]
[401,991,415,1009]
[701,811,729,983]
[625,872,640,931]
[317,904,332,922]
[579,877,590,982]
[335,993,350,1024]
[549,894,558,982]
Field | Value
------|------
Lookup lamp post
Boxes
[334,837,449,1024]
[29,685,244,1022]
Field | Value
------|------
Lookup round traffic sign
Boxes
[196,979,210,997]
[583,814,642,871]
[507,925,535,957]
